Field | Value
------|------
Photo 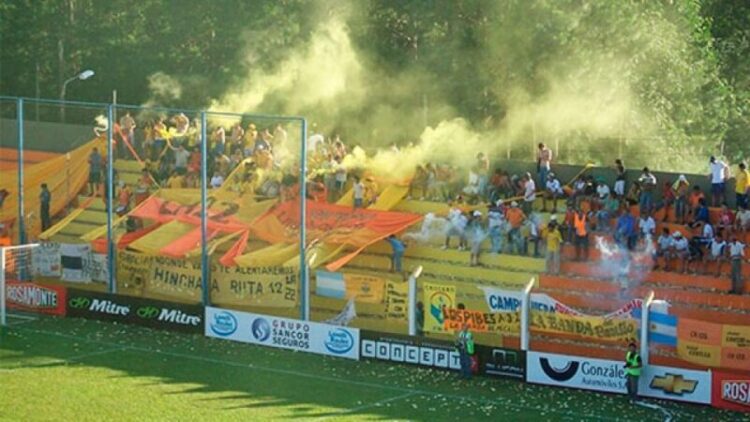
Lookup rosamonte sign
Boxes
[712,370,750,412]
[65,289,202,333]
[5,281,66,316]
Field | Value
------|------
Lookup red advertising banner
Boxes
[712,370,750,413]
[5,281,67,316]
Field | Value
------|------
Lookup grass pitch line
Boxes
[12,325,625,421]
[315,391,420,421]
[65,347,127,363]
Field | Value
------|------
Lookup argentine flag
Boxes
[315,271,346,299]
[633,307,677,347]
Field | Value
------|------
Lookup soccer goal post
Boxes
[0,243,39,326]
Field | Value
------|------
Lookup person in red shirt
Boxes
[716,203,735,235]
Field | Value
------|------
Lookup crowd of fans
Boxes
[86,115,750,294]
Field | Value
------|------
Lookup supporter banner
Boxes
[530,311,638,343]
[677,318,750,371]
[250,200,422,270]
[442,308,520,335]
[482,286,641,319]
[384,280,408,320]
[712,371,750,412]
[90,254,109,283]
[423,282,456,334]
[5,282,66,316]
[65,289,202,333]
[129,195,247,233]
[315,271,385,303]
[60,243,92,283]
[360,331,460,371]
[31,242,61,277]
[211,265,297,307]
[205,306,359,360]
[475,345,526,380]
[116,250,151,289]
[639,365,712,404]
[527,351,627,394]
[146,256,203,300]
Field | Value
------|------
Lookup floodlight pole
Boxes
[200,112,210,306]
[17,98,26,244]
[106,104,116,294]
[299,119,308,321]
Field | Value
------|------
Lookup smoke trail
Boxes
[594,234,655,292]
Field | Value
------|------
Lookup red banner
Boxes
[251,200,422,270]
[712,370,750,412]
[5,281,67,316]
[130,196,248,232]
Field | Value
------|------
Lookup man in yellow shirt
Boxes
[735,163,749,210]
[545,218,563,274]
[166,173,185,189]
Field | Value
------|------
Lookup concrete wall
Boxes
[0,118,93,152]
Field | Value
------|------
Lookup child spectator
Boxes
[545,218,563,274]
[543,172,563,212]
[654,228,672,271]
[703,232,727,277]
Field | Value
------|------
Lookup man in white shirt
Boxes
[353,177,364,208]
[543,173,563,213]
[210,172,224,189]
[639,212,656,241]
[523,173,536,215]
[729,236,747,294]
[487,201,505,253]
[669,232,689,273]
[708,156,730,207]
[735,205,750,233]
[703,232,727,277]
[537,143,553,186]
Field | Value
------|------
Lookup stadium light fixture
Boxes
[60,68,95,121]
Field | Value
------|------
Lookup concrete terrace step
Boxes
[365,241,546,273]
[348,253,536,288]
[114,159,144,173]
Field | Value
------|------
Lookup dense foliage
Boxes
[0,0,747,168]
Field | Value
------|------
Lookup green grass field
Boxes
[0,313,743,421]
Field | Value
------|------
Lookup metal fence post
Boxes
[17,98,26,244]
[200,112,209,306]
[299,119,308,320]
[107,104,116,294]
[520,278,535,351]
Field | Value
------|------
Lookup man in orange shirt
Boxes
[573,208,589,261]
[505,201,526,254]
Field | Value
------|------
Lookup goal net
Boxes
[1,243,39,326]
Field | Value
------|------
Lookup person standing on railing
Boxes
[385,234,406,273]
[88,147,102,197]
[624,342,642,403]
[39,183,51,232]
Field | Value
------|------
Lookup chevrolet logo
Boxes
[650,373,697,395]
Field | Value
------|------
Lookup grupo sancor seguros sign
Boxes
[65,289,202,333]
[204,306,360,360]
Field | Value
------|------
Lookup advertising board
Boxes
[527,351,626,394]
[205,306,359,360]
[6,281,66,316]
[638,365,711,404]
[712,370,750,412]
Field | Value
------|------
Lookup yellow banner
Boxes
[344,273,385,304]
[722,324,750,348]
[384,280,408,320]
[211,265,297,307]
[146,256,203,300]
[116,250,152,291]
[530,311,638,343]
[677,339,722,367]
[423,282,456,334]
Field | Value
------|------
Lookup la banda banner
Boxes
[5,281,67,316]
[360,331,526,380]
[205,307,359,360]
[65,289,202,333]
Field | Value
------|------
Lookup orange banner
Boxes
[251,200,421,270]
[676,318,723,346]
[130,196,248,232]
[677,318,750,371]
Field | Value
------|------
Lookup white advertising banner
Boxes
[32,242,61,277]
[60,243,92,283]
[639,365,712,404]
[205,307,359,360]
[527,351,627,394]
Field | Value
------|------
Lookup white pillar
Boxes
[520,278,535,351]
[640,291,655,365]
[408,266,423,336]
